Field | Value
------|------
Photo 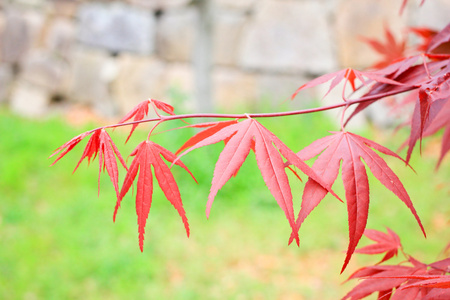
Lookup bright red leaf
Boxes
[291,68,402,101]
[50,131,90,165]
[343,265,425,300]
[119,99,175,143]
[51,129,127,198]
[176,118,340,245]
[355,228,402,264]
[361,26,407,69]
[427,23,450,53]
[292,131,425,272]
[115,140,196,251]
[406,66,450,163]
[408,27,438,52]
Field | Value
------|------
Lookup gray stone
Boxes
[77,2,155,55]
[256,73,316,107]
[10,81,50,117]
[156,7,196,62]
[213,67,257,112]
[0,9,30,63]
[0,63,13,103]
[213,10,247,66]
[69,47,112,106]
[126,0,189,10]
[239,1,337,74]
[113,55,167,114]
[214,0,256,11]
[44,17,76,58]
[20,50,70,92]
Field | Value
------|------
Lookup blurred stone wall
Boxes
[0,0,449,117]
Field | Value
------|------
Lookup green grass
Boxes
[0,108,448,299]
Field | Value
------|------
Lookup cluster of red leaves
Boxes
[50,12,449,273]
[289,23,449,271]
[343,228,450,300]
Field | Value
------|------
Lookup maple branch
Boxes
[83,88,417,135]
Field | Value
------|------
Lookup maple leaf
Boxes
[176,118,340,245]
[50,132,90,165]
[345,58,449,127]
[115,140,196,251]
[361,26,407,69]
[291,68,402,101]
[343,265,426,300]
[293,131,425,272]
[427,23,450,53]
[355,228,402,264]
[406,66,450,163]
[119,99,175,143]
[51,129,127,198]
[408,27,438,52]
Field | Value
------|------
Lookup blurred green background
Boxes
[0,107,448,300]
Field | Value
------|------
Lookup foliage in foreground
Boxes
[344,228,449,299]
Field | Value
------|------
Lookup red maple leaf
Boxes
[176,118,340,245]
[355,228,402,264]
[361,26,407,69]
[51,129,127,198]
[343,264,426,300]
[119,99,175,142]
[291,68,402,101]
[114,140,196,251]
[427,23,450,53]
[292,131,425,272]
[50,131,90,165]
[406,67,450,163]
[345,58,449,128]
[408,27,438,52]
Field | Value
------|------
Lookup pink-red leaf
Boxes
[428,23,450,53]
[115,141,194,251]
[50,132,90,165]
[151,99,175,115]
[176,118,339,245]
[291,68,402,101]
[119,99,176,143]
[356,228,402,264]
[294,131,424,273]
[118,100,151,143]
[361,26,407,69]
[52,129,127,199]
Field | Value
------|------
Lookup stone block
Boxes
[213,10,247,66]
[20,50,70,92]
[44,17,76,58]
[10,81,50,117]
[256,73,316,107]
[0,9,30,63]
[335,0,408,69]
[0,63,13,103]
[113,55,166,114]
[214,0,256,11]
[69,47,112,106]
[213,67,257,112]
[156,7,196,62]
[126,0,190,10]
[77,2,155,55]
[239,0,337,75]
